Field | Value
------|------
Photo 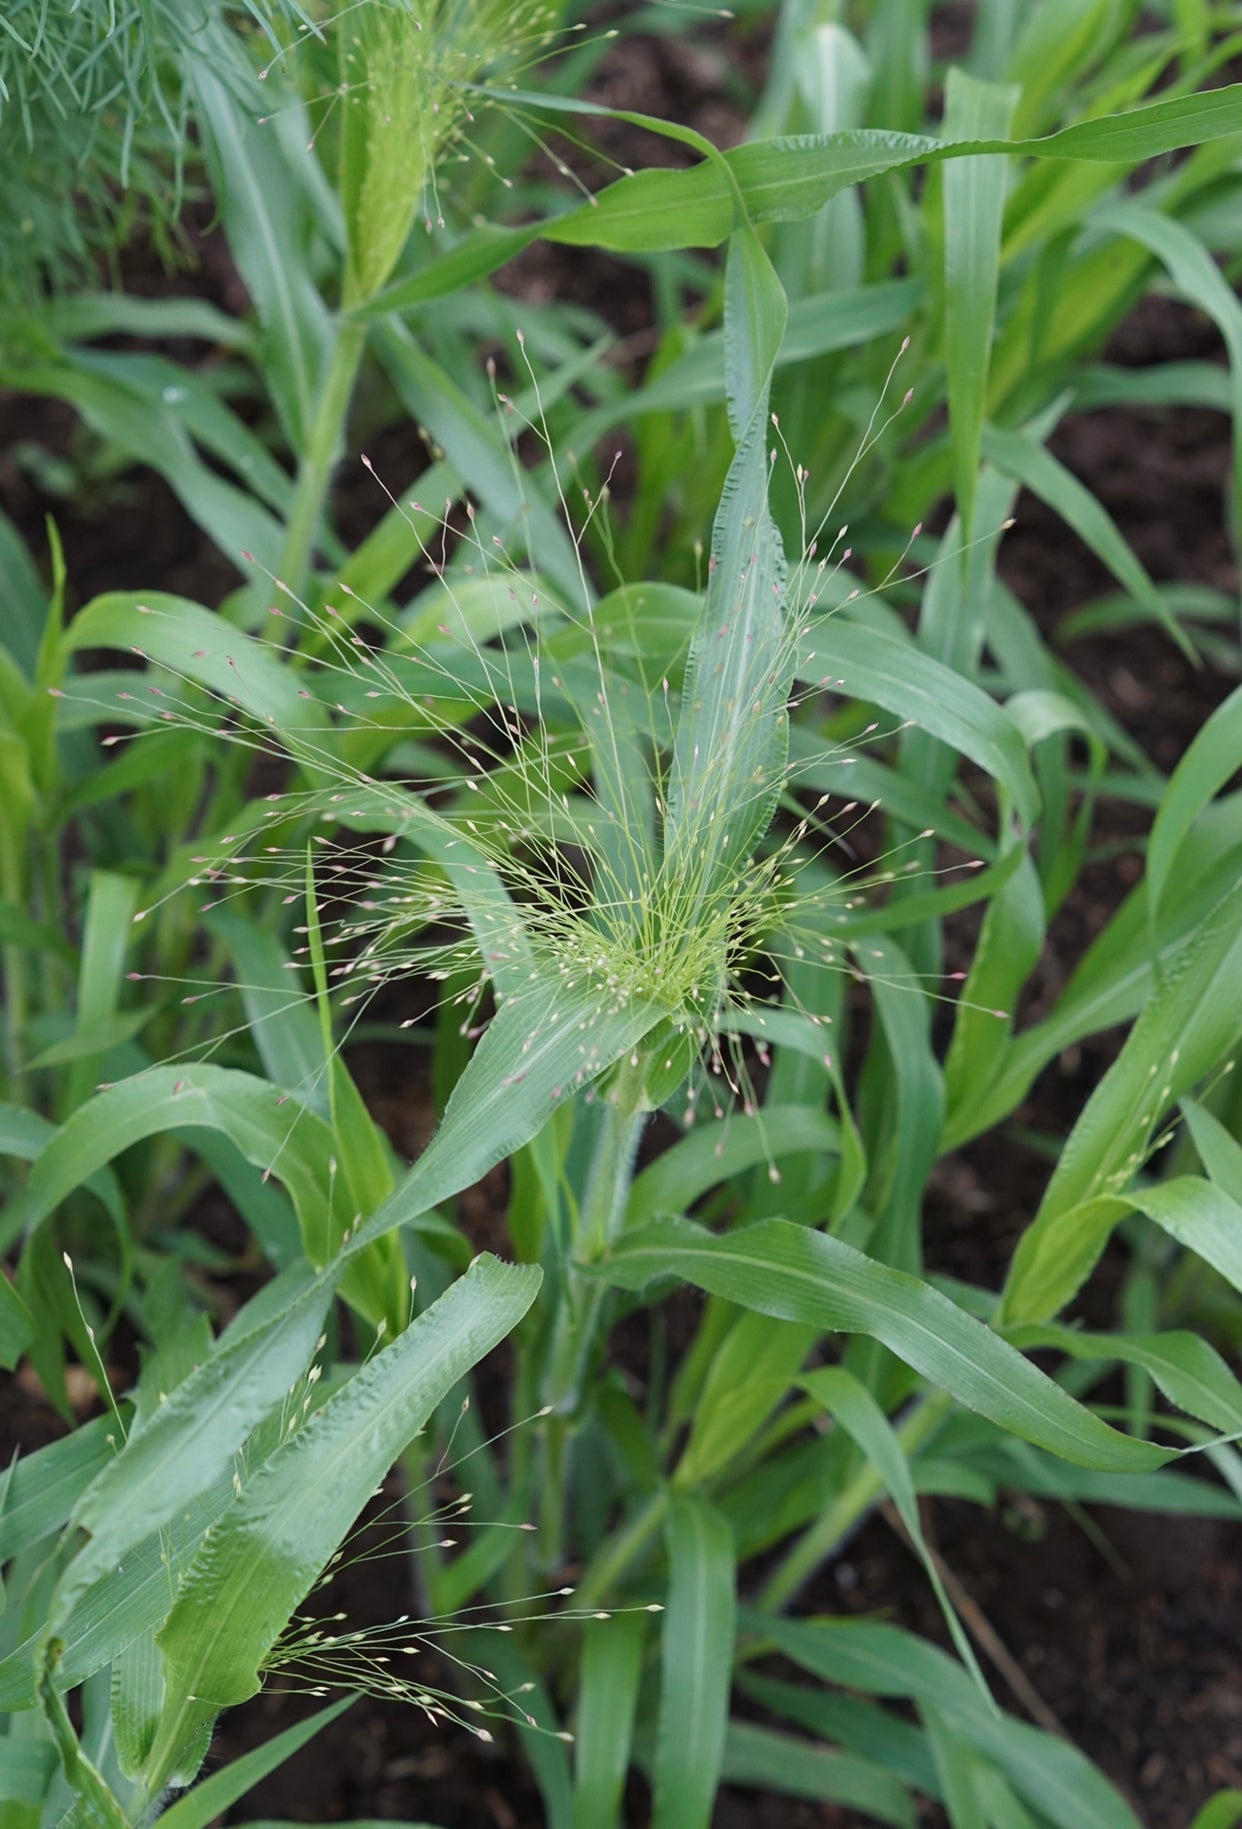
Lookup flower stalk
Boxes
[277,316,368,604]
[538,1055,650,1566]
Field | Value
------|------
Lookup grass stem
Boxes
[572,1486,670,1614]
[277,316,368,602]
[0,817,29,1108]
[539,1073,648,1568]
[758,1386,955,1613]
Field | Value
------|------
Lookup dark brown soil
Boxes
[825,1503,1242,1824]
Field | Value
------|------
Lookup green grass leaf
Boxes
[0,1271,31,1370]
[47,292,256,353]
[63,593,326,751]
[1190,1792,1242,1829]
[0,1735,56,1807]
[534,86,1242,252]
[720,1720,916,1826]
[942,843,1044,1134]
[1005,1321,1242,1435]
[205,909,329,1114]
[0,1414,119,1563]
[735,1673,936,1795]
[68,347,294,519]
[1132,1178,1242,1298]
[798,1367,985,1693]
[665,229,791,898]
[302,851,407,1334]
[626,1105,839,1229]
[857,935,943,1272]
[23,1065,337,1249]
[147,1255,539,1788]
[593,1216,1169,1471]
[921,1700,989,1829]
[37,1643,128,1829]
[677,1312,816,1487]
[346,979,665,1256]
[0,1487,229,1711]
[997,1195,1132,1333]
[573,1613,646,1829]
[944,824,1242,1149]
[151,1697,356,1829]
[1184,1097,1242,1202]
[571,281,921,444]
[1094,202,1242,527]
[0,510,51,677]
[55,727,204,825]
[190,61,332,452]
[0,900,74,964]
[1147,682,1242,923]
[751,1614,1141,1829]
[1002,879,1242,1321]
[62,869,141,1115]
[798,618,1039,829]
[942,69,1019,536]
[652,1492,735,1829]
[9,361,286,572]
[373,321,585,603]
[51,1262,332,1628]
[112,1630,164,1782]
[982,422,1195,659]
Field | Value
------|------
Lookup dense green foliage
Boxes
[2,2,1242,1824]
[0,2,324,295]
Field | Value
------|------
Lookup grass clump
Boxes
[3,4,1242,1827]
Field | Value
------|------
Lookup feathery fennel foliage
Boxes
[0,0,319,293]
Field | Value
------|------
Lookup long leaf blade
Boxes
[592,1217,1169,1471]
[155,1255,540,1709]
[652,1492,735,1829]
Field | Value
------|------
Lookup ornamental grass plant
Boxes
[2,3,1242,1825]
